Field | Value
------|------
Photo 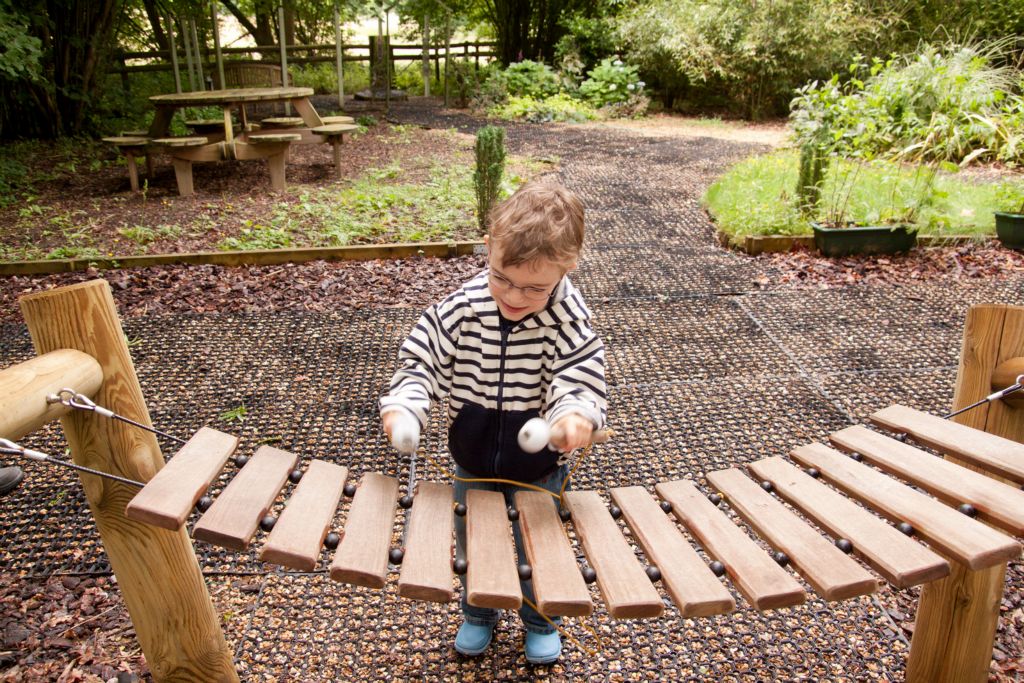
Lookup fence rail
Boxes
[113,41,498,75]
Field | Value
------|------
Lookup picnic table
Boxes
[140,87,347,196]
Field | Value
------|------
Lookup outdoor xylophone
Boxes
[123,404,1023,621]
[2,281,1022,683]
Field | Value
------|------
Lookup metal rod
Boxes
[0,443,144,488]
[944,381,1023,419]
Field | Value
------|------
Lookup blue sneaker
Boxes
[454,621,494,656]
[524,630,561,664]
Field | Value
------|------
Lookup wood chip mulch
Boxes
[0,256,486,325]
[753,240,1024,289]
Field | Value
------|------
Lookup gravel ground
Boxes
[1,97,1022,682]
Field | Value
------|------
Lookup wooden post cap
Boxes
[150,136,209,147]
[247,133,302,143]
[312,123,358,135]
[102,136,150,146]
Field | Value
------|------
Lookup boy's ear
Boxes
[565,259,577,272]
[483,235,490,251]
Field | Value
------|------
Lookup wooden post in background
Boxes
[19,281,237,683]
[906,304,1023,683]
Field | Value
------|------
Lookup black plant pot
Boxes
[811,223,918,257]
[995,212,1024,251]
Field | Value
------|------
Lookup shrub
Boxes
[489,94,598,123]
[503,60,561,99]
[474,66,510,109]
[791,42,1024,166]
[474,126,506,233]
[579,57,645,107]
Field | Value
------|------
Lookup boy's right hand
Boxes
[381,410,399,441]
[382,409,421,455]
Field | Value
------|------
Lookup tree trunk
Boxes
[46,0,123,135]
[142,0,168,52]
[220,0,267,45]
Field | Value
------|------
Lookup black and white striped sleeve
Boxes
[379,300,460,427]
[545,324,607,429]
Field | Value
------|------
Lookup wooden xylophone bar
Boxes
[124,403,1024,625]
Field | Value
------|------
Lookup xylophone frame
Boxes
[1,281,1021,683]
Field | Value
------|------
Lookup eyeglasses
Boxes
[488,270,557,301]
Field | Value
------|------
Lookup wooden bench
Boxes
[149,136,209,196]
[245,133,301,192]
[322,115,356,124]
[311,123,358,179]
[102,135,150,192]
[214,62,283,89]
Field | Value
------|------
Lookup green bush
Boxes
[791,42,1024,166]
[290,61,370,95]
[503,60,561,99]
[489,94,598,123]
[474,125,506,232]
[579,57,645,107]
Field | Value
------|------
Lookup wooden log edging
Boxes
[0,241,486,276]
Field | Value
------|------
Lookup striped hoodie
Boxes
[380,269,607,482]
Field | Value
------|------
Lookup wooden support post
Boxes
[18,281,237,682]
[210,1,225,89]
[907,304,1024,683]
[334,3,345,108]
[421,15,430,97]
[167,13,182,94]
[171,158,194,196]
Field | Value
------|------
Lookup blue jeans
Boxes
[453,463,568,634]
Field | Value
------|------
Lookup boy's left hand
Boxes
[550,414,594,453]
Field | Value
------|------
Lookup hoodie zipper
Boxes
[491,324,511,475]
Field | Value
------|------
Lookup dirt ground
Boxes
[0,121,482,261]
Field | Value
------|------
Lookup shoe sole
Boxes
[0,471,24,496]
[454,640,491,656]
[526,653,560,665]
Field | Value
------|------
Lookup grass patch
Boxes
[217,155,530,251]
[705,150,1002,241]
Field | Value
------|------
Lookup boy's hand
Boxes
[550,414,594,453]
[381,411,399,441]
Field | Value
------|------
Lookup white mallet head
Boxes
[518,417,551,453]
[390,412,421,455]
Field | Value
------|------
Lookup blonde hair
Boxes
[488,178,584,268]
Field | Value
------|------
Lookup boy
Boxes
[380,178,607,664]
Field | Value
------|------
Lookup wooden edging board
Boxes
[0,241,486,276]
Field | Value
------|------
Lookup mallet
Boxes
[517,417,612,453]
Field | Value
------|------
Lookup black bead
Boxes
[343,483,357,498]
[708,493,722,506]
[710,561,726,577]
[259,515,277,532]
[517,564,532,581]
[835,538,854,554]
[453,558,468,575]
[507,507,519,521]
[196,495,213,512]
[646,566,661,582]
[773,551,790,567]
[399,495,414,510]
[660,500,672,513]
[581,567,597,584]
[389,548,405,565]
[558,507,571,522]
[609,505,622,520]
[850,452,863,462]
[958,503,978,518]
[234,454,249,468]
[323,532,340,550]
[289,469,303,484]
[806,467,820,479]
[898,522,914,536]
[454,503,467,517]
[760,481,774,493]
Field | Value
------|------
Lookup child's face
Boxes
[486,239,573,321]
